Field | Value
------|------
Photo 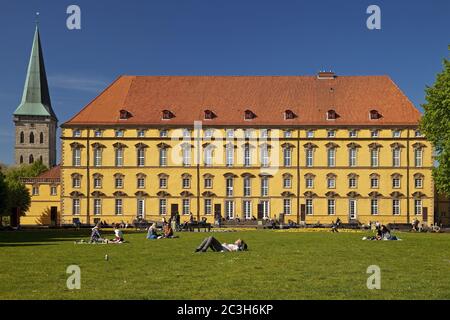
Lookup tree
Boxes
[0,172,7,226]
[420,59,450,196]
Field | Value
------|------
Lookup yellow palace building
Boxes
[55,73,434,226]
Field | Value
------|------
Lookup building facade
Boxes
[13,25,58,168]
[59,74,434,226]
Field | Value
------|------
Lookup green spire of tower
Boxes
[13,24,57,120]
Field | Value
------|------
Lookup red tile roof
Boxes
[37,165,60,179]
[64,75,421,127]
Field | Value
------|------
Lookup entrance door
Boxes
[214,204,221,219]
[50,207,58,227]
[171,204,179,218]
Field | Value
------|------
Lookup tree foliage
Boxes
[420,59,450,196]
[0,160,48,217]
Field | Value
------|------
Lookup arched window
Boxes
[326,109,338,120]
[39,156,43,163]
[20,155,23,164]
[40,132,44,144]
[29,154,34,164]
[244,109,256,120]
[369,109,382,120]
[29,132,35,144]
[20,132,24,144]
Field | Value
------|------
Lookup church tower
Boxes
[13,24,57,168]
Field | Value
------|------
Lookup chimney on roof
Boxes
[317,70,336,79]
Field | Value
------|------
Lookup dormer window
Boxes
[204,110,216,120]
[162,110,174,120]
[119,109,131,120]
[369,110,382,120]
[326,109,338,120]
[244,110,256,120]
[284,110,296,120]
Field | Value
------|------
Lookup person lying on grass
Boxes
[363,225,400,241]
[195,236,248,252]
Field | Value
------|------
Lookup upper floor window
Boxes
[137,147,145,167]
[32,185,39,196]
[50,186,57,196]
[162,110,174,120]
[415,130,423,137]
[182,144,191,166]
[39,132,44,144]
[72,148,81,167]
[159,148,167,167]
[243,144,252,167]
[261,177,269,197]
[284,110,296,120]
[283,130,292,138]
[327,175,336,189]
[204,129,214,138]
[369,110,382,120]
[226,129,234,139]
[414,147,423,167]
[244,129,253,139]
[115,147,124,167]
[392,147,401,167]
[160,129,168,137]
[182,175,191,189]
[392,130,401,138]
[20,132,24,144]
[119,109,131,120]
[204,146,214,167]
[204,110,216,120]
[137,129,146,138]
[182,129,191,138]
[243,177,251,197]
[260,129,270,139]
[283,146,292,167]
[327,148,336,167]
[371,130,379,138]
[225,144,234,167]
[115,130,124,138]
[94,130,102,137]
[73,129,81,138]
[306,148,314,167]
[226,177,234,197]
[283,174,292,189]
[244,109,256,120]
[349,130,358,138]
[326,109,338,120]
[327,130,336,138]
[306,130,314,138]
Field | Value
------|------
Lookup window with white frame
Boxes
[244,129,253,139]
[115,130,124,137]
[94,129,102,137]
[283,147,292,167]
[243,177,251,197]
[349,148,357,167]
[182,198,190,215]
[204,198,212,215]
[225,200,234,219]
[204,129,214,138]
[159,148,167,167]
[244,144,251,167]
[261,177,269,197]
[182,129,191,138]
[261,146,270,167]
[414,199,422,215]
[115,198,123,215]
[392,130,401,138]
[260,129,270,139]
[392,148,401,167]
[284,130,292,138]
[392,199,400,215]
[137,147,145,167]
[182,145,191,166]
[159,177,167,189]
[204,177,212,189]
[327,148,336,167]
[115,148,124,167]
[261,200,270,219]
[73,129,81,137]
[159,129,168,137]
[72,176,81,188]
[306,130,314,138]
[283,176,292,189]
[370,177,379,189]
[371,199,379,215]
[182,177,191,189]
[93,147,102,167]
[226,144,234,167]
[349,130,358,138]
[306,198,313,215]
[415,177,423,189]
[392,177,401,189]
[226,177,234,197]
[414,148,423,167]
[32,186,39,196]
[306,177,314,189]
[283,198,292,215]
[306,148,314,167]
[94,176,102,189]
[73,148,81,167]
[137,177,145,189]
[349,176,357,188]
[327,177,336,189]
[226,129,234,138]
[371,130,379,138]
[349,199,357,219]
[327,130,336,138]
[50,186,57,196]
[159,198,167,215]
[115,176,124,189]
[327,199,335,215]
[137,129,146,137]
[204,147,213,166]
[73,198,80,215]
[370,148,379,167]
[243,200,252,219]
[415,130,423,137]
[94,199,102,215]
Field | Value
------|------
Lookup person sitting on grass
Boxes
[146,223,161,239]
[162,223,175,238]
[89,224,105,243]
[195,236,248,253]
[111,224,124,243]
[331,220,339,233]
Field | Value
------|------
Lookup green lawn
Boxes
[1,229,450,300]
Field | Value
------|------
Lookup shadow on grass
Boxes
[0,229,91,246]
[0,243,59,247]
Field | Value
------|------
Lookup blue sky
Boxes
[0,0,449,165]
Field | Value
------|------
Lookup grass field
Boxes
[1,228,450,300]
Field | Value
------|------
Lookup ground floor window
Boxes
[72,198,80,215]
[371,199,379,215]
[137,199,145,218]
[115,199,123,215]
[261,200,270,219]
[93,198,101,215]
[159,199,167,215]
[306,198,313,215]
[327,199,335,215]
[283,198,292,215]
[225,200,234,219]
[392,199,400,215]
[182,198,190,215]
[349,199,357,220]
[204,199,212,215]
[243,200,252,219]
[414,199,422,216]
